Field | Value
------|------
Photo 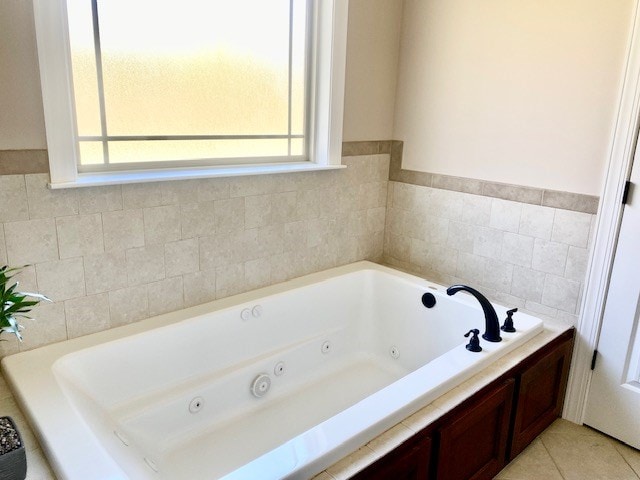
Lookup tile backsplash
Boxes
[383,182,595,325]
[0,154,389,356]
[0,151,597,358]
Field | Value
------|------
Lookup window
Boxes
[33,0,347,188]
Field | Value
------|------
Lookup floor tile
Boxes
[540,430,638,480]
[615,442,640,477]
[495,439,563,480]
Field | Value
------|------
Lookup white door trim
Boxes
[563,0,640,423]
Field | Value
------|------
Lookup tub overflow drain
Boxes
[251,373,271,398]
[390,346,400,359]
[321,341,332,354]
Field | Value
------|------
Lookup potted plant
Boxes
[0,265,50,480]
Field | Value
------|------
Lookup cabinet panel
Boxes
[436,379,515,480]
[510,335,573,458]
[351,434,432,480]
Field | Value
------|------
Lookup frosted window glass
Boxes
[67,0,102,136]
[108,139,291,164]
[290,138,304,156]
[291,0,307,136]
[66,0,310,169]
[99,0,291,136]
[78,142,105,165]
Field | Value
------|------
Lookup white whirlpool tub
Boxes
[2,262,543,480]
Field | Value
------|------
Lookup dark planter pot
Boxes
[0,416,26,480]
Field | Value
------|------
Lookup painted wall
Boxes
[0,0,402,150]
[342,0,403,141]
[0,0,47,149]
[393,0,636,196]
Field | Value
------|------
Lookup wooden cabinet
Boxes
[349,330,574,480]
[352,433,432,480]
[436,379,515,480]
[509,333,574,458]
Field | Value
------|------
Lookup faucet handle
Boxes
[501,308,517,333]
[464,329,482,352]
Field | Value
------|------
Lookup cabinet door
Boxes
[436,379,515,480]
[351,434,431,480]
[510,335,573,458]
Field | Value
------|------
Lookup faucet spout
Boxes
[446,285,502,342]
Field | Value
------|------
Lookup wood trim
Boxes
[564,0,640,424]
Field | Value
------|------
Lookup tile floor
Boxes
[496,419,640,480]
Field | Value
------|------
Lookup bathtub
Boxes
[2,262,543,480]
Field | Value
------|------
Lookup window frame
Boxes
[32,0,348,189]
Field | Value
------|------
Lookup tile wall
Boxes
[0,154,389,357]
[383,181,595,324]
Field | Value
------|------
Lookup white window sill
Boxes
[47,162,346,189]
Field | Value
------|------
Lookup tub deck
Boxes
[2,262,544,480]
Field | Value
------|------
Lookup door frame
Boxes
[564,0,640,423]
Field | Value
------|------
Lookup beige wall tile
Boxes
[483,259,513,292]
[183,269,216,308]
[501,233,534,268]
[126,245,165,286]
[409,238,429,267]
[430,188,464,221]
[490,199,522,233]
[216,263,246,298]
[148,276,184,316]
[271,191,297,225]
[542,275,580,313]
[214,197,245,234]
[180,201,215,239]
[283,221,308,252]
[160,180,199,205]
[143,205,181,245]
[4,218,58,265]
[519,204,555,240]
[196,178,230,202]
[19,302,67,351]
[229,174,280,198]
[25,173,78,219]
[65,293,110,338]
[565,246,589,282]
[532,239,569,276]
[0,175,28,222]
[78,185,122,214]
[56,213,104,259]
[245,194,272,229]
[551,210,592,248]
[456,252,486,283]
[8,264,37,292]
[36,258,85,301]
[0,224,6,264]
[122,182,162,209]
[245,257,271,290]
[461,194,492,226]
[512,266,546,303]
[165,238,199,277]
[109,285,148,327]
[473,227,503,259]
[447,221,476,253]
[524,300,558,319]
[84,251,127,295]
[102,209,144,251]
[256,225,285,259]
